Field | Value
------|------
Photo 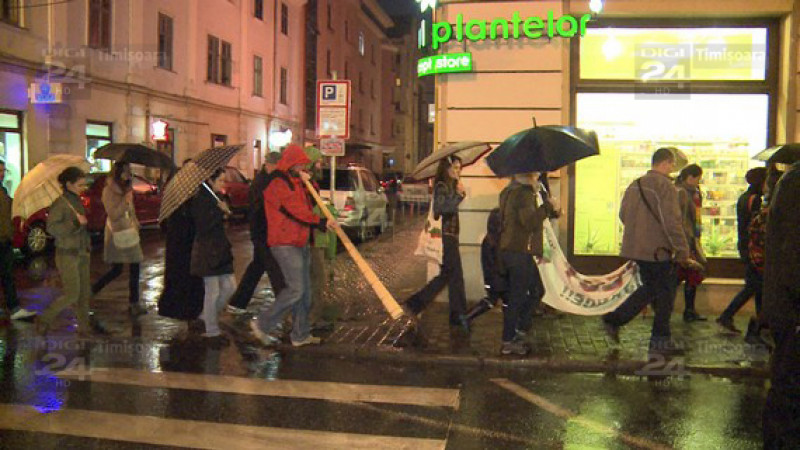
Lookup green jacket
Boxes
[499,180,553,257]
[46,192,91,253]
[0,186,12,242]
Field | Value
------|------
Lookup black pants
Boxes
[92,263,140,303]
[603,261,677,347]
[0,241,18,311]
[228,240,285,310]
[405,235,466,323]
[720,263,763,321]
[764,327,800,449]
[500,251,542,342]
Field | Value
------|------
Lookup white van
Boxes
[317,165,389,241]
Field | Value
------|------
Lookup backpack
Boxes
[748,208,767,272]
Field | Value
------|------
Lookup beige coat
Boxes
[102,179,143,263]
[619,170,690,262]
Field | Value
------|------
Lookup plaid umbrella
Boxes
[94,143,176,169]
[12,154,92,220]
[408,141,492,181]
[158,144,244,223]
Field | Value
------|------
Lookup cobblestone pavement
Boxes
[3,208,771,377]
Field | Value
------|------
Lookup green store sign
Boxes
[418,53,473,77]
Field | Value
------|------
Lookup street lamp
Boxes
[589,0,604,14]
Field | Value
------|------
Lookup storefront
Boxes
[0,110,23,196]
[428,0,797,298]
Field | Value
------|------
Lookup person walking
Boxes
[496,172,557,355]
[250,144,337,347]
[38,167,92,335]
[191,168,235,346]
[91,162,146,316]
[762,161,800,449]
[602,148,701,355]
[226,152,285,315]
[717,167,767,333]
[463,208,507,325]
[402,156,469,331]
[157,161,205,328]
[0,161,35,321]
[675,164,708,322]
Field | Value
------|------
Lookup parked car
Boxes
[217,166,251,214]
[398,177,431,206]
[13,173,163,255]
[317,165,388,241]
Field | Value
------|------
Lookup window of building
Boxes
[280,67,288,104]
[88,0,112,49]
[573,23,775,265]
[211,134,227,147]
[253,55,263,97]
[326,2,332,30]
[207,35,232,86]
[1,0,21,26]
[326,49,331,77]
[358,32,365,56]
[157,13,173,70]
[280,2,288,35]
[86,121,112,173]
[0,111,23,195]
[254,0,263,20]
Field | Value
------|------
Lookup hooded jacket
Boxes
[498,180,553,257]
[264,144,325,247]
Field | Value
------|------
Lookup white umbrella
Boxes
[12,154,91,220]
[408,141,492,181]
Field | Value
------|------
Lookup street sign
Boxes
[320,138,345,157]
[317,80,351,139]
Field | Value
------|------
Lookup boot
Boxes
[465,298,494,323]
[744,317,771,349]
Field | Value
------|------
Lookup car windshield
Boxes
[318,169,356,191]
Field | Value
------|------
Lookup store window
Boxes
[573,23,775,261]
[86,121,112,173]
[0,111,23,196]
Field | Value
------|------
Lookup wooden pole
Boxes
[302,178,403,320]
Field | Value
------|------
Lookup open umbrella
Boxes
[752,143,800,165]
[12,154,91,220]
[486,125,599,176]
[94,143,176,169]
[158,144,244,222]
[408,141,492,180]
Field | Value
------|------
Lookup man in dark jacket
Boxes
[0,162,35,321]
[250,145,337,347]
[227,152,285,314]
[497,172,556,356]
[762,161,800,449]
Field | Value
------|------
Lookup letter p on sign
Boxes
[322,85,337,101]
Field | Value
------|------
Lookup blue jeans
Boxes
[603,261,677,347]
[256,246,312,343]
[201,274,235,336]
[500,251,542,342]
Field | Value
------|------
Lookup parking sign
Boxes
[317,80,350,138]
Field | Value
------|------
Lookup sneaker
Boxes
[249,319,280,346]
[716,317,741,334]
[129,303,148,317]
[500,340,530,356]
[10,308,37,321]
[603,320,620,344]
[226,305,248,315]
[291,335,322,347]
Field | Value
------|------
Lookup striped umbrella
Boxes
[12,154,92,220]
[158,144,244,223]
[408,141,492,181]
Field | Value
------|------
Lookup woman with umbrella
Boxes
[402,156,469,331]
[38,167,92,335]
[91,162,146,316]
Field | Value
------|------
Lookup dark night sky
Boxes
[378,0,417,17]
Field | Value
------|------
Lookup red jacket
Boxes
[263,145,323,247]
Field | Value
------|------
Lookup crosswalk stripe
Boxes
[0,403,446,450]
[58,368,461,409]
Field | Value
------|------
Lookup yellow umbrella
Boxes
[12,154,91,220]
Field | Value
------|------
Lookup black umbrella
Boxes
[94,143,176,169]
[753,143,800,165]
[486,125,600,176]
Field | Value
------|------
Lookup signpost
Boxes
[320,138,345,157]
[317,76,351,207]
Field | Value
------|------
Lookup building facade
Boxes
[0,0,308,194]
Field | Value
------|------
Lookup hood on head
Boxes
[277,144,311,172]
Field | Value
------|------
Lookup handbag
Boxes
[414,201,443,264]
[108,209,140,249]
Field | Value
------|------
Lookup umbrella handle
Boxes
[202,182,222,202]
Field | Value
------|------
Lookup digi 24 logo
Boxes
[635,44,691,98]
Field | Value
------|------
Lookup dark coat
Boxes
[433,181,464,237]
[499,180,553,257]
[736,187,762,261]
[763,162,800,334]
[157,201,204,320]
[190,187,234,277]
[248,167,277,244]
[481,208,507,294]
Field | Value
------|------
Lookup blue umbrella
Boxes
[487,124,600,176]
